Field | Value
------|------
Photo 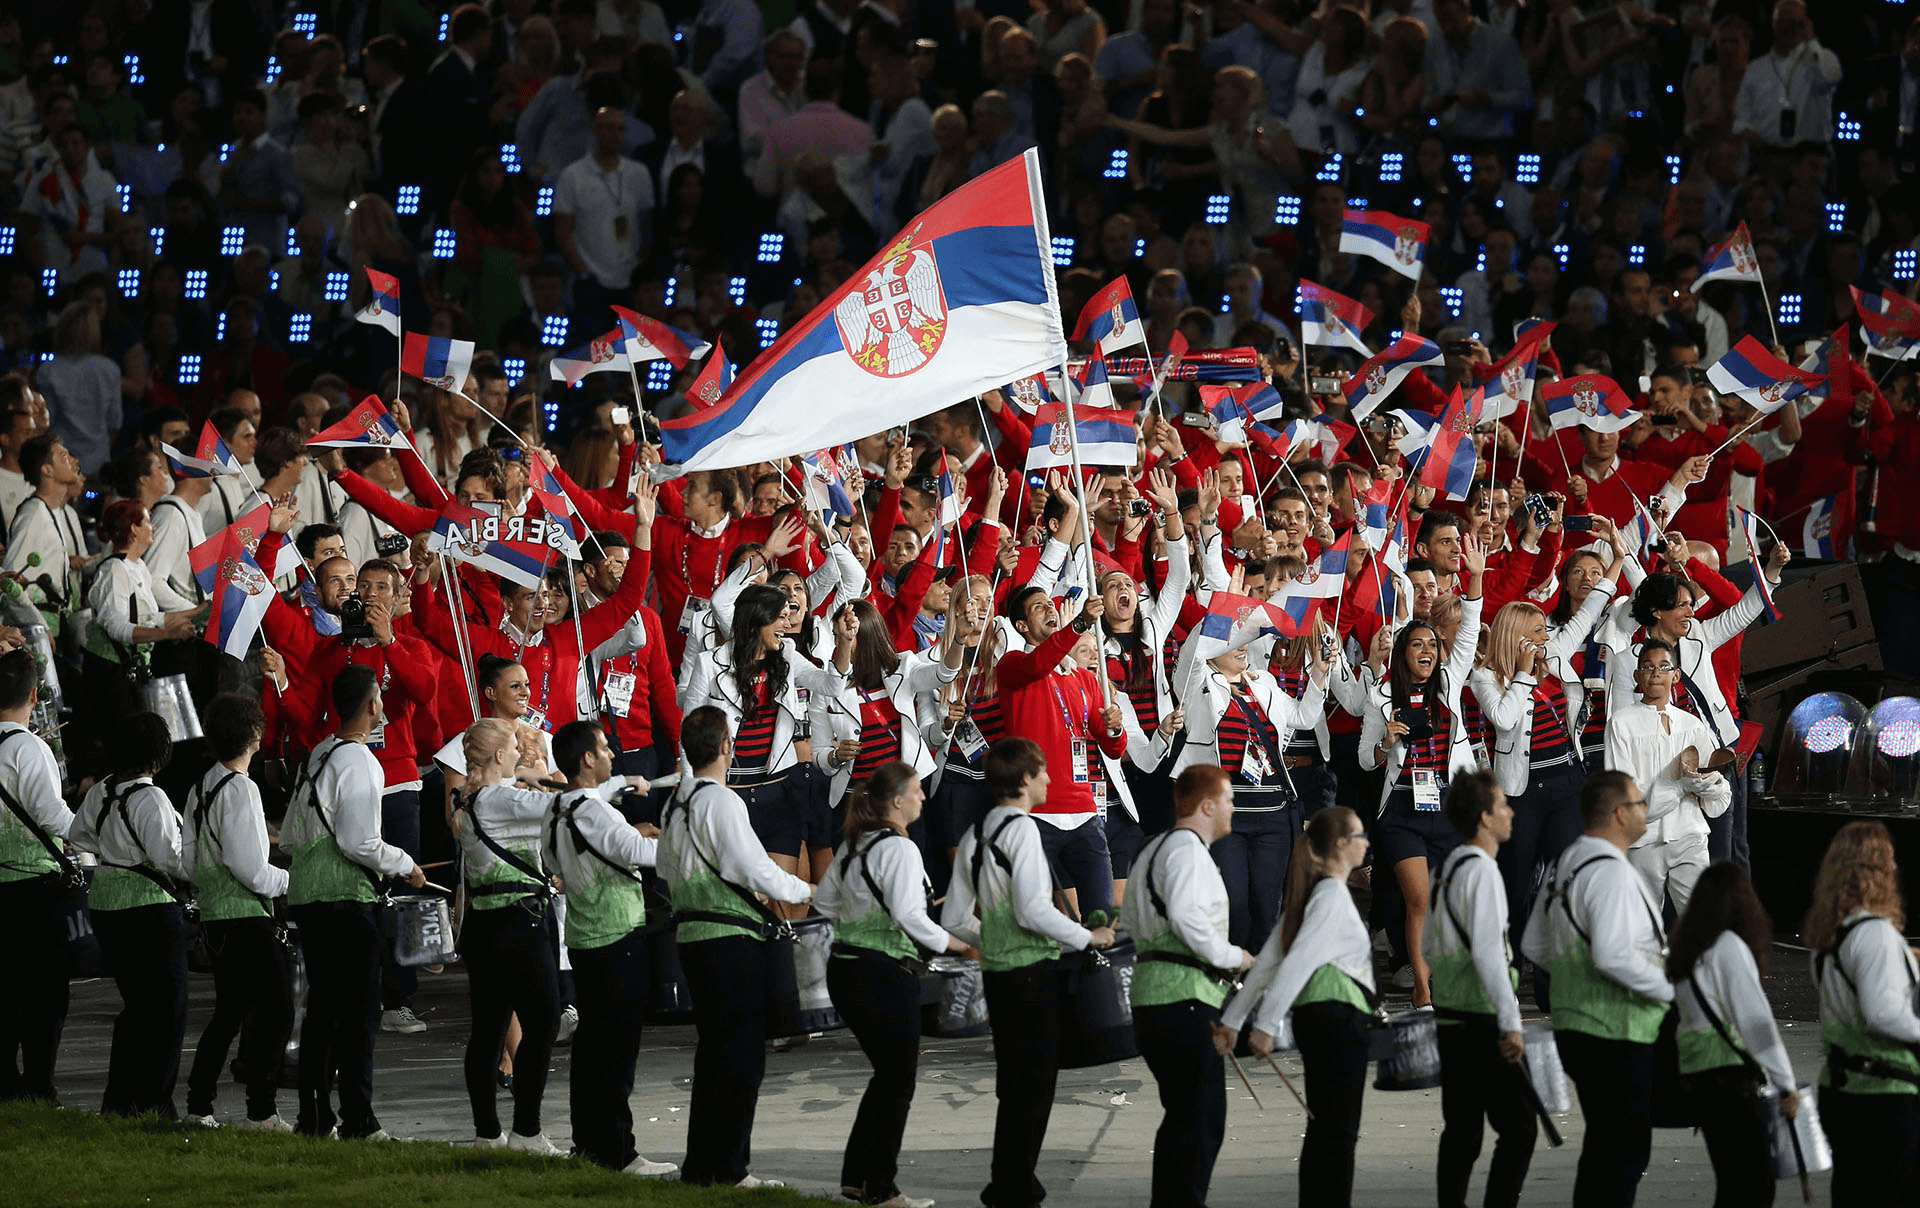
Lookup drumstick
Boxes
[1264,1054,1311,1118]
[1228,1053,1263,1111]
[1784,1102,1812,1205]
[1513,1058,1563,1149]
[417,860,456,870]
[421,879,452,894]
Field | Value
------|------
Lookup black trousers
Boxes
[1682,1068,1773,1208]
[1825,1087,1920,1203]
[1435,1015,1537,1208]
[1555,1030,1655,1208]
[679,934,775,1185]
[1293,1001,1371,1208]
[827,948,924,1202]
[461,903,560,1138]
[187,916,294,1121]
[1135,1000,1227,1208]
[981,962,1067,1208]
[568,927,651,1170]
[0,875,69,1102]
[378,789,420,1012]
[93,902,187,1118]
[291,902,383,1138]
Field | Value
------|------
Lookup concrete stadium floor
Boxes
[52,953,1833,1207]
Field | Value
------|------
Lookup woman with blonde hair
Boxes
[1804,820,1920,1199]
[1467,525,1625,963]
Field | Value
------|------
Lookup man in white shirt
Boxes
[555,106,656,328]
[0,399,37,539]
[3,433,88,616]
[1731,0,1842,150]
[19,124,117,284]
[1604,638,1729,916]
[146,465,212,606]
[0,647,74,1103]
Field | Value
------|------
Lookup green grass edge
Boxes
[0,1101,825,1207]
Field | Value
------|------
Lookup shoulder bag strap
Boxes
[1431,850,1473,951]
[105,780,191,903]
[560,792,642,885]
[1554,854,1620,946]
[301,742,380,889]
[190,770,270,911]
[456,787,552,898]
[1687,967,1765,1078]
[0,728,77,882]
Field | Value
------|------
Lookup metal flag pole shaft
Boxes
[1760,279,1780,352]
[1229,1052,1263,1111]
[1706,412,1766,459]
[440,558,482,721]
[1263,1054,1311,1118]
[1058,366,1113,709]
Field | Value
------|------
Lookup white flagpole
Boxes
[440,554,482,721]
[1057,366,1112,709]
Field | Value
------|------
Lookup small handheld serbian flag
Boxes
[1357,477,1394,549]
[427,501,564,590]
[1412,386,1485,500]
[1850,285,1920,344]
[1732,505,1781,622]
[612,304,712,368]
[551,329,634,386]
[1298,280,1374,355]
[1026,400,1138,469]
[162,419,246,478]
[1691,221,1763,292]
[1072,276,1146,354]
[1339,209,1430,283]
[1802,494,1839,559]
[1477,319,1555,421]
[1004,371,1059,414]
[687,347,736,410]
[801,448,856,520]
[1075,353,1117,409]
[1541,373,1637,433]
[306,395,413,452]
[401,331,476,392]
[521,450,583,558]
[1191,591,1295,662]
[196,541,275,658]
[357,267,402,335]
[1277,535,1349,629]
[1199,381,1283,441]
[1342,332,1443,420]
[1705,336,1824,415]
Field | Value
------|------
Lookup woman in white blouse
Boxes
[81,499,199,773]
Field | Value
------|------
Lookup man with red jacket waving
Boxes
[996,587,1129,918]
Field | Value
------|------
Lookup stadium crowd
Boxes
[1,0,1919,1206]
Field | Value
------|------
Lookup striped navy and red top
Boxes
[971,689,1007,743]
[733,671,779,773]
[1107,648,1160,734]
[1395,686,1452,787]
[1218,680,1281,779]
[1274,663,1321,757]
[852,688,903,781]
[1528,677,1574,766]
[1569,641,1607,754]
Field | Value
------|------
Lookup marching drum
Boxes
[1766,1084,1833,1180]
[1373,1009,1443,1091]
[789,915,844,1034]
[1521,1021,1571,1113]
[389,895,458,967]
[920,954,990,1038]
[137,673,205,743]
[1060,938,1138,1069]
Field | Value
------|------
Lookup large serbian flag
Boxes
[657,150,1067,475]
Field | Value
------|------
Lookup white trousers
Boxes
[1627,833,1710,917]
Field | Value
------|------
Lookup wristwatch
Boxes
[1071,614,1095,635]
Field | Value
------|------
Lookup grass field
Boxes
[0,1103,819,1207]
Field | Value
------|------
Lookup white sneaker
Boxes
[380,1007,426,1034]
[475,1134,508,1149]
[554,1005,579,1046]
[362,1129,403,1142]
[186,1114,219,1128]
[878,1196,936,1208]
[734,1175,785,1189]
[622,1155,680,1177]
[507,1132,564,1156]
[239,1115,293,1133]
[1391,965,1416,990]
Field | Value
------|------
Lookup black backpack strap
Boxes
[555,790,643,884]
[663,781,782,934]
[0,728,77,884]
[189,770,270,912]
[456,786,553,899]
[1430,849,1473,952]
[298,740,380,889]
[969,811,1020,892]
[853,827,936,957]
[1815,915,1909,1003]
[101,779,193,904]
[1687,969,1765,1079]
[1553,854,1628,946]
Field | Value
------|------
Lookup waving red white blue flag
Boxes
[427,501,564,590]
[801,448,856,519]
[1189,590,1297,662]
[1072,276,1146,354]
[1277,534,1349,628]
[191,502,301,590]
[357,267,402,335]
[401,331,476,392]
[687,347,736,409]
[658,151,1067,475]
[1732,505,1781,621]
[306,395,414,453]
[1342,332,1443,420]
[1850,285,1920,344]
[1298,280,1374,355]
[1027,400,1137,469]
[1412,387,1484,500]
[1075,354,1117,409]
[551,329,633,386]
[612,304,711,368]
[1340,209,1430,283]
[1542,373,1637,433]
[197,542,275,658]
[1692,222,1763,292]
[1706,336,1824,415]
[1200,381,1282,442]
[1802,494,1839,559]
[1358,477,1394,549]
[1478,320,1555,421]
[162,419,246,478]
[1004,371,1060,414]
